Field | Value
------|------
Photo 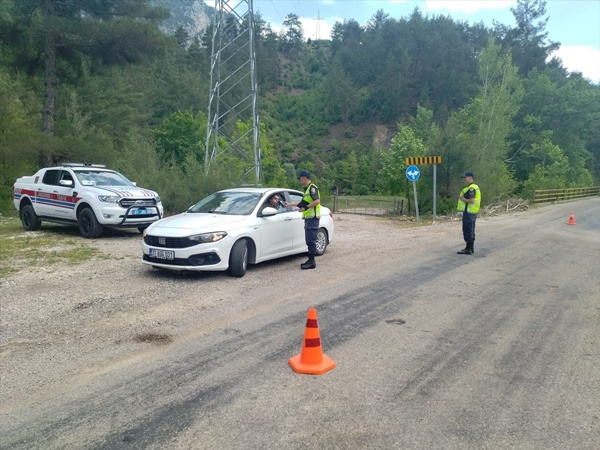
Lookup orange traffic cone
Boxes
[289,307,336,375]
[566,213,576,225]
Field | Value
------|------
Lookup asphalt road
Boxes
[1,199,599,449]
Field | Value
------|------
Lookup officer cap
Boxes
[461,171,474,178]
[298,170,311,179]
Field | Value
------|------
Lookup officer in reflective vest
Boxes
[285,169,321,269]
[456,171,481,255]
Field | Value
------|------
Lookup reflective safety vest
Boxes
[456,183,481,214]
[302,183,321,219]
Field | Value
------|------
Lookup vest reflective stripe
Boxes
[302,183,321,219]
[457,183,481,214]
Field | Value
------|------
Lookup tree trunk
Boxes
[43,35,56,136]
[42,0,56,138]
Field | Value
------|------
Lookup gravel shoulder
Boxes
[0,214,454,407]
[1,200,599,450]
[0,208,565,413]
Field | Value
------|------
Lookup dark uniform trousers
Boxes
[462,211,476,244]
[304,217,320,257]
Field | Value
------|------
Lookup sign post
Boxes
[405,156,442,221]
[405,165,420,224]
[433,163,437,221]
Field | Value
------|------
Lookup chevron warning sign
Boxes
[405,156,442,165]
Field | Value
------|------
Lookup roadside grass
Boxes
[0,217,104,278]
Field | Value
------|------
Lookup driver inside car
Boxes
[264,194,286,213]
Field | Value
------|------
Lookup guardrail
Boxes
[533,187,600,203]
[325,196,405,216]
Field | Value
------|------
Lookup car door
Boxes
[34,169,61,217]
[286,191,308,252]
[52,170,78,219]
[39,170,77,218]
[258,193,295,259]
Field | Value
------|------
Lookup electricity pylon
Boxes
[205,0,261,186]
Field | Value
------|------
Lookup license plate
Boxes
[132,208,152,215]
[149,249,175,260]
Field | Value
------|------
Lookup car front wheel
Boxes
[315,228,328,256]
[21,204,41,231]
[78,207,104,239]
[229,239,248,277]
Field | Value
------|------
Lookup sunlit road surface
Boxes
[1,198,598,449]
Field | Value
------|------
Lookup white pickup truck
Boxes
[13,163,163,238]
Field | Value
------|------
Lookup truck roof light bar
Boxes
[62,163,106,168]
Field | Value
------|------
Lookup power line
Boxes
[295,0,305,17]
[268,0,284,23]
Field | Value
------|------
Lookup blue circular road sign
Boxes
[405,165,420,181]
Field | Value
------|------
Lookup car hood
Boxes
[147,213,247,236]
[93,186,157,198]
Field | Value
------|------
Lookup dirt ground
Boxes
[0,212,505,412]
[3,198,600,450]
[0,214,462,406]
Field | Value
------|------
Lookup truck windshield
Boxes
[74,170,134,187]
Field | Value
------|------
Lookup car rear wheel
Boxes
[315,228,328,256]
[21,204,41,231]
[229,239,248,277]
[78,207,104,239]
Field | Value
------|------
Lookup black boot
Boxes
[470,242,474,254]
[457,245,472,255]
[301,257,316,269]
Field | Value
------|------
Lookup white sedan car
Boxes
[142,188,334,277]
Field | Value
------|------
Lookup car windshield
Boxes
[189,191,262,215]
[74,170,134,187]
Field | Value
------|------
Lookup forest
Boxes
[1,0,598,215]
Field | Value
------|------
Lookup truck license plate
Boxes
[150,249,175,260]
[132,209,152,215]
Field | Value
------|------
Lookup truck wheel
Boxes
[78,207,104,239]
[229,239,248,277]
[21,204,41,231]
[315,228,328,256]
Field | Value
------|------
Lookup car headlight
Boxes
[98,195,119,203]
[155,195,161,203]
[188,231,228,243]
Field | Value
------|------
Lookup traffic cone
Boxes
[289,307,336,375]
[566,213,576,225]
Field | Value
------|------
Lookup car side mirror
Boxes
[59,179,74,187]
[260,207,277,217]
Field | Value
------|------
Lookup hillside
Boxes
[151,0,213,38]
[0,0,597,216]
